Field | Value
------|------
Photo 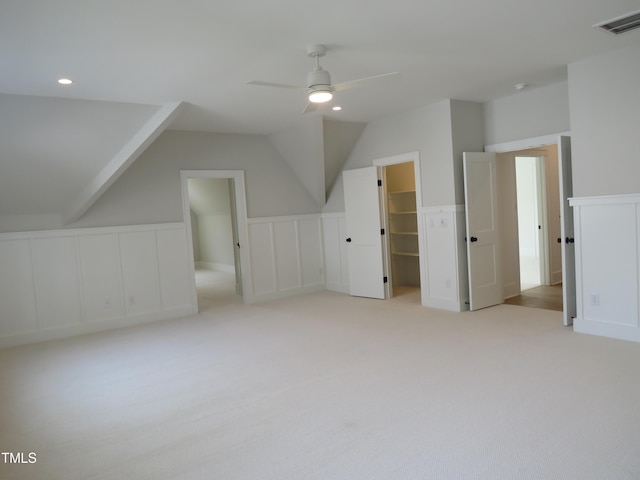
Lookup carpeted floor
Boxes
[2,273,640,479]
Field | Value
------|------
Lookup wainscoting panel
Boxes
[246,215,324,303]
[0,239,38,336]
[247,222,277,297]
[32,236,83,330]
[321,213,349,293]
[0,223,196,348]
[156,228,193,312]
[78,233,124,322]
[119,230,162,317]
[273,220,300,292]
[422,206,467,311]
[298,218,324,288]
[570,194,640,342]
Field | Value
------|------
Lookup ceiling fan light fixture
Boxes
[308,88,333,103]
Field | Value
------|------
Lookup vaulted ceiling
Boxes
[1,0,639,224]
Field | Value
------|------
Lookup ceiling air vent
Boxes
[594,9,640,35]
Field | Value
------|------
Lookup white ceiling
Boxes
[1,0,640,221]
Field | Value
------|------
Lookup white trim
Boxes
[0,305,194,349]
[422,204,465,214]
[569,193,640,207]
[0,222,185,241]
[485,132,571,153]
[248,213,321,224]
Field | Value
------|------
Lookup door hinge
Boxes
[381,228,385,235]
[383,276,388,283]
[377,179,382,187]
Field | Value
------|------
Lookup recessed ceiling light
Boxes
[515,83,527,91]
[58,78,73,85]
[332,106,342,111]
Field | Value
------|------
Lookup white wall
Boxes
[188,178,235,269]
[568,43,640,198]
[0,223,195,348]
[483,82,570,146]
[268,117,325,208]
[68,130,320,229]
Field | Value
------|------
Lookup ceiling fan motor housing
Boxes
[307,68,332,89]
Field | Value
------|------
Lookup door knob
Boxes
[470,236,478,242]
[346,237,352,243]
[557,238,562,243]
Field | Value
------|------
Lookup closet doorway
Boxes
[382,162,421,298]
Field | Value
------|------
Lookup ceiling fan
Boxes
[247,44,399,114]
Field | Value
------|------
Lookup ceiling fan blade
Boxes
[333,72,400,92]
[246,80,305,90]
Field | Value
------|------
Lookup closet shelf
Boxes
[391,231,418,236]
[389,211,417,215]
[389,190,416,195]
[391,251,420,257]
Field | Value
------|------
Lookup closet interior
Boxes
[383,162,420,295]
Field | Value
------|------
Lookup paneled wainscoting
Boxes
[570,194,640,342]
[0,223,195,348]
[246,215,325,303]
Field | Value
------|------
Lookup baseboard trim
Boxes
[0,305,195,349]
[574,317,640,343]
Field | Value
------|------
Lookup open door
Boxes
[343,167,386,299]
[558,136,576,326]
[464,152,502,310]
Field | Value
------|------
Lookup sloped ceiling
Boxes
[0,94,159,216]
[1,0,639,227]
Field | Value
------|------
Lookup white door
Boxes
[558,136,576,326]
[464,152,502,310]
[343,167,386,299]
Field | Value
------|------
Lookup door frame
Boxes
[485,132,574,322]
[180,170,251,308]
[373,151,426,303]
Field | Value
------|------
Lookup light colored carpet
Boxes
[2,277,640,479]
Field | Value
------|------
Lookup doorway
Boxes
[180,170,250,311]
[498,147,562,311]
[466,134,574,318]
[382,161,421,300]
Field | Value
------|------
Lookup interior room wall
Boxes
[268,117,325,208]
[568,42,640,197]
[68,130,320,228]
[324,99,456,212]
[483,82,570,146]
[188,178,234,270]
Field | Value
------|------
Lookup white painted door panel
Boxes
[558,136,576,326]
[343,167,385,299]
[464,152,502,310]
